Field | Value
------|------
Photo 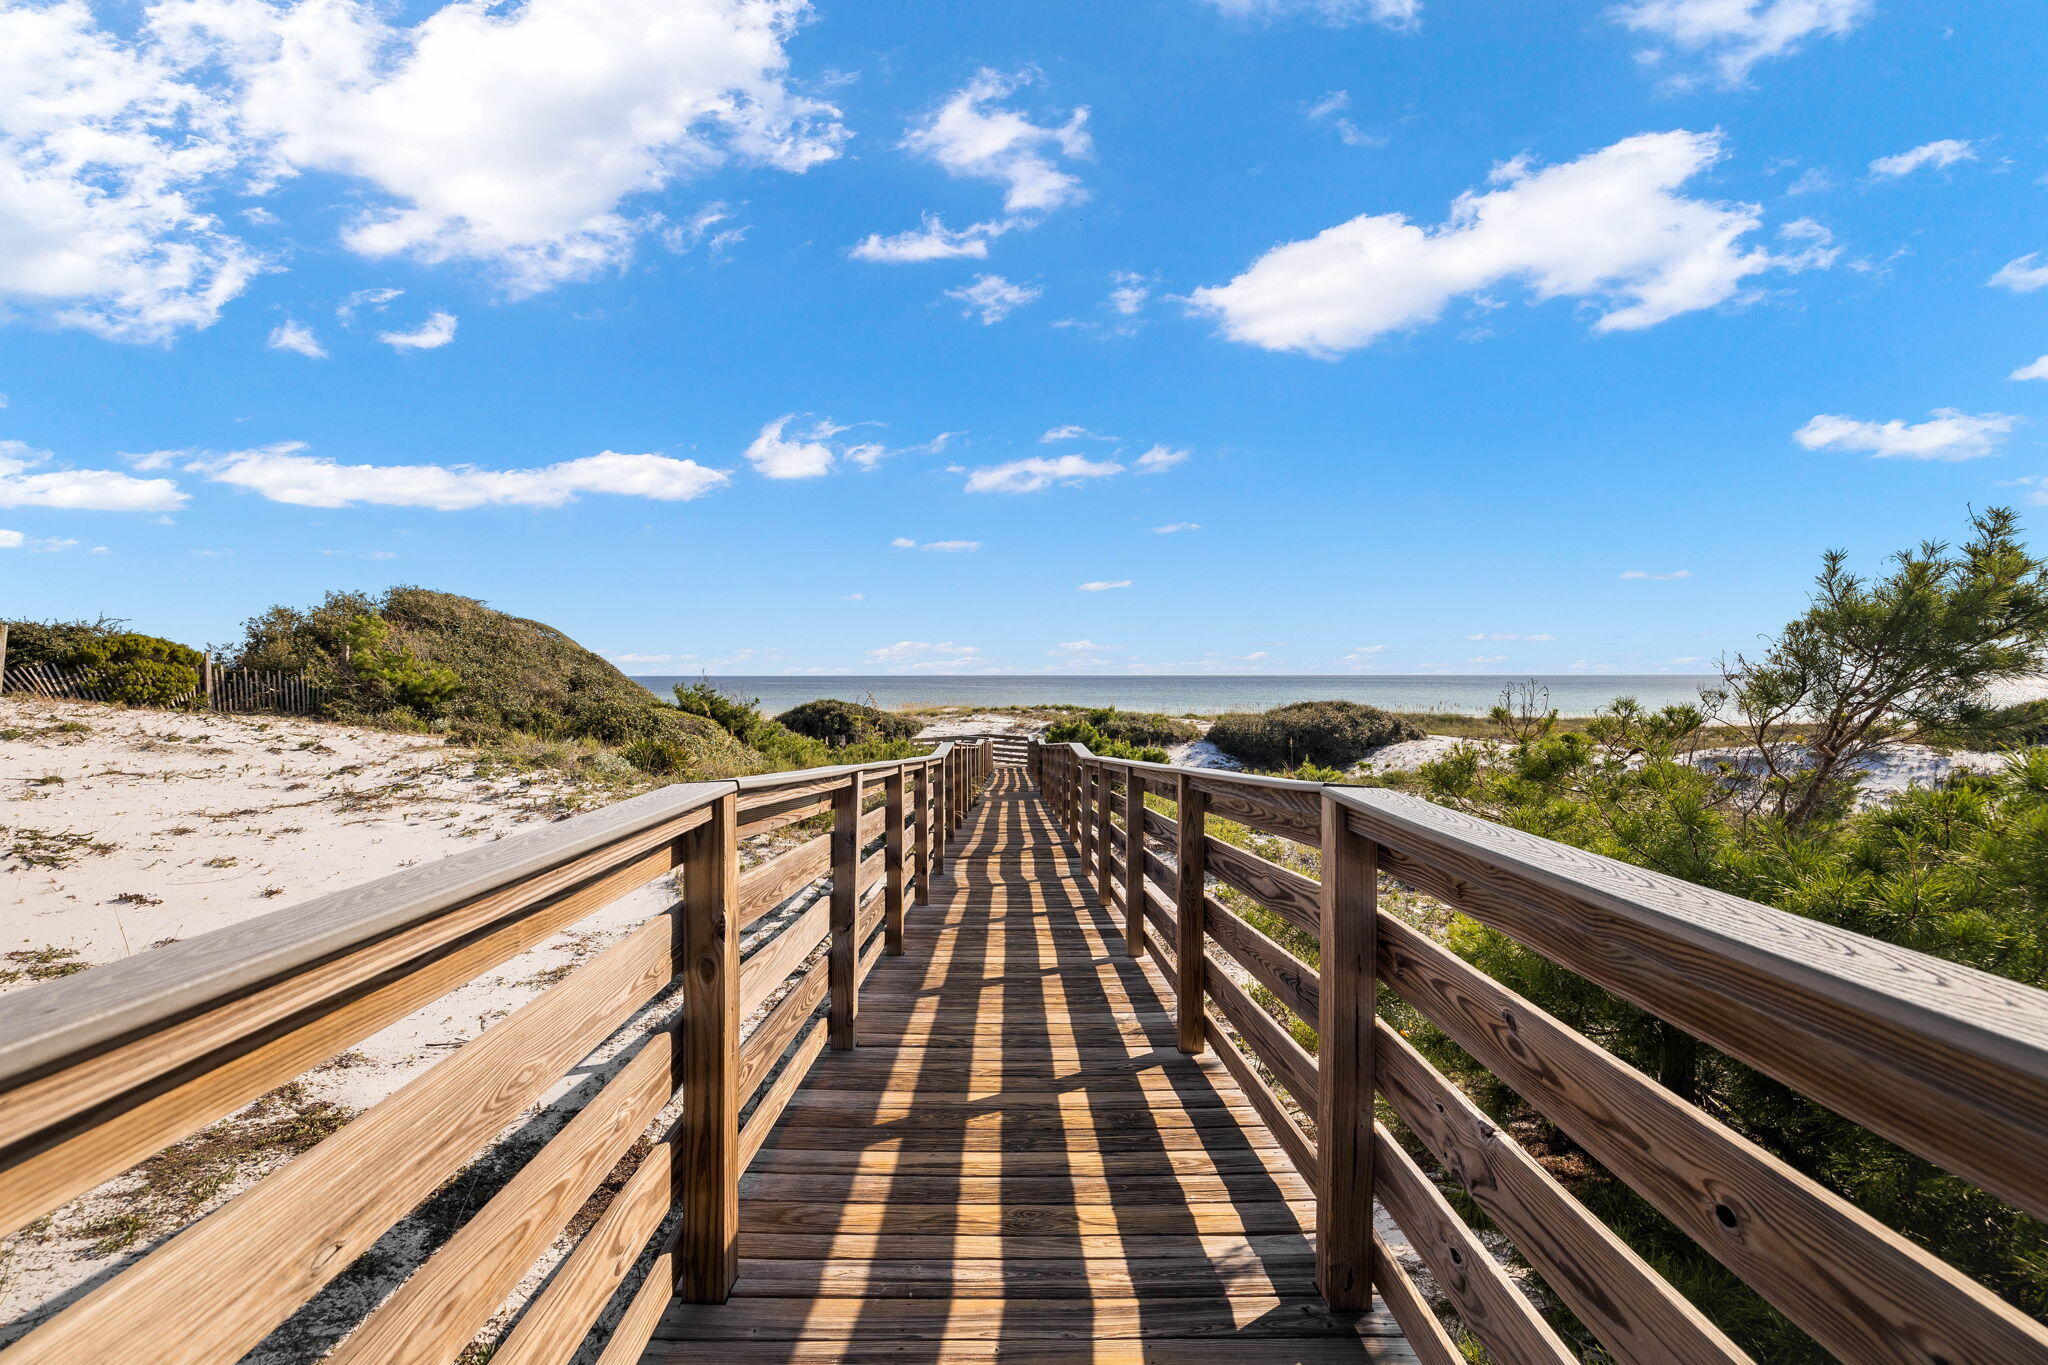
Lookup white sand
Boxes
[0,699,698,1356]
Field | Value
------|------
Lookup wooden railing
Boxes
[0,740,994,1364]
[1031,739,2048,1365]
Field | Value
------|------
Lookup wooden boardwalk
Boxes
[649,766,1414,1363]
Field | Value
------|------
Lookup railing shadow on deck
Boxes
[0,740,994,1364]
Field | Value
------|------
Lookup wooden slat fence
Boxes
[0,741,994,1364]
[1029,739,2048,1365]
[0,662,327,716]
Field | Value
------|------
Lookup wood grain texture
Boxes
[828,772,863,1051]
[676,790,741,1304]
[1372,1124,1576,1364]
[1123,769,1148,960]
[328,1027,676,1364]
[737,899,827,1021]
[1371,1235,1464,1365]
[2,915,675,1365]
[738,957,830,1106]
[1205,835,1321,937]
[1206,894,1319,1023]
[1374,1022,1750,1365]
[885,765,907,955]
[1316,795,1376,1313]
[1342,786,2048,1225]
[736,830,828,929]
[1377,911,2048,1365]
[913,762,932,906]
[1186,772,1323,846]
[1204,950,1319,1114]
[1175,771,1209,1055]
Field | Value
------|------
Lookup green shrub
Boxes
[1076,707,1200,747]
[64,632,203,707]
[1206,700,1422,770]
[674,681,772,744]
[778,698,919,747]
[1043,718,1168,764]
[622,738,690,775]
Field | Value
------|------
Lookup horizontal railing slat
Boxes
[4,915,676,1365]
[1204,894,1320,1023]
[1376,911,2048,1364]
[1203,836,1320,936]
[1375,1020,1752,1365]
[327,1025,678,1365]
[1345,787,2048,1226]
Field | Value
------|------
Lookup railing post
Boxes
[1092,763,1112,902]
[829,772,863,1050]
[1317,793,1377,1311]
[885,764,907,955]
[1123,769,1146,957]
[932,754,948,879]
[1080,762,1099,877]
[1173,773,1207,1055]
[912,761,932,905]
[676,788,740,1302]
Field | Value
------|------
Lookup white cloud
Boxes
[1868,139,1976,179]
[608,651,673,665]
[1134,444,1187,473]
[890,536,980,552]
[1468,653,1509,664]
[1302,89,1385,147]
[1191,131,1830,357]
[316,547,397,559]
[1042,424,1115,443]
[1794,408,2018,461]
[1620,568,1694,579]
[849,428,958,472]
[850,214,1008,263]
[901,69,1090,216]
[0,440,186,510]
[0,528,85,552]
[266,318,326,357]
[842,592,863,600]
[1615,0,1872,86]
[868,639,978,662]
[964,454,1122,494]
[337,287,402,324]
[1342,645,1387,659]
[189,440,730,507]
[2012,356,2048,382]
[1152,521,1200,533]
[1052,639,1108,653]
[0,0,259,341]
[745,415,836,479]
[1467,632,1555,641]
[1078,579,1131,591]
[154,0,845,292]
[378,310,457,351]
[0,0,845,338]
[1108,271,1151,315]
[946,273,1040,324]
[1990,254,2048,293]
[1203,0,1420,30]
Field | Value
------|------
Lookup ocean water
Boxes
[631,674,1724,718]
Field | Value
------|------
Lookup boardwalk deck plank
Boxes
[644,767,1414,1362]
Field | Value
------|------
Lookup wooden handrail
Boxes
[1030,737,2048,1365]
[0,738,997,1365]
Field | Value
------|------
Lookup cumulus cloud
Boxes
[1134,445,1188,473]
[744,415,840,479]
[0,441,186,510]
[850,214,1009,263]
[946,273,1040,324]
[0,0,259,341]
[1990,254,2048,293]
[1795,409,2017,461]
[1468,632,1555,641]
[1342,645,1388,659]
[1202,0,1419,29]
[902,68,1090,216]
[187,440,730,507]
[867,640,980,669]
[1190,131,1830,357]
[963,454,1122,494]
[1078,579,1131,591]
[1,0,843,338]
[2012,356,2048,382]
[1615,0,1872,86]
[1620,568,1693,579]
[890,536,980,552]
[1042,424,1114,443]
[266,318,326,357]
[337,286,403,324]
[1152,521,1200,533]
[0,528,87,552]
[378,311,457,351]
[1868,139,1976,179]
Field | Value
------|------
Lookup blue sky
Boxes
[3,0,2045,677]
